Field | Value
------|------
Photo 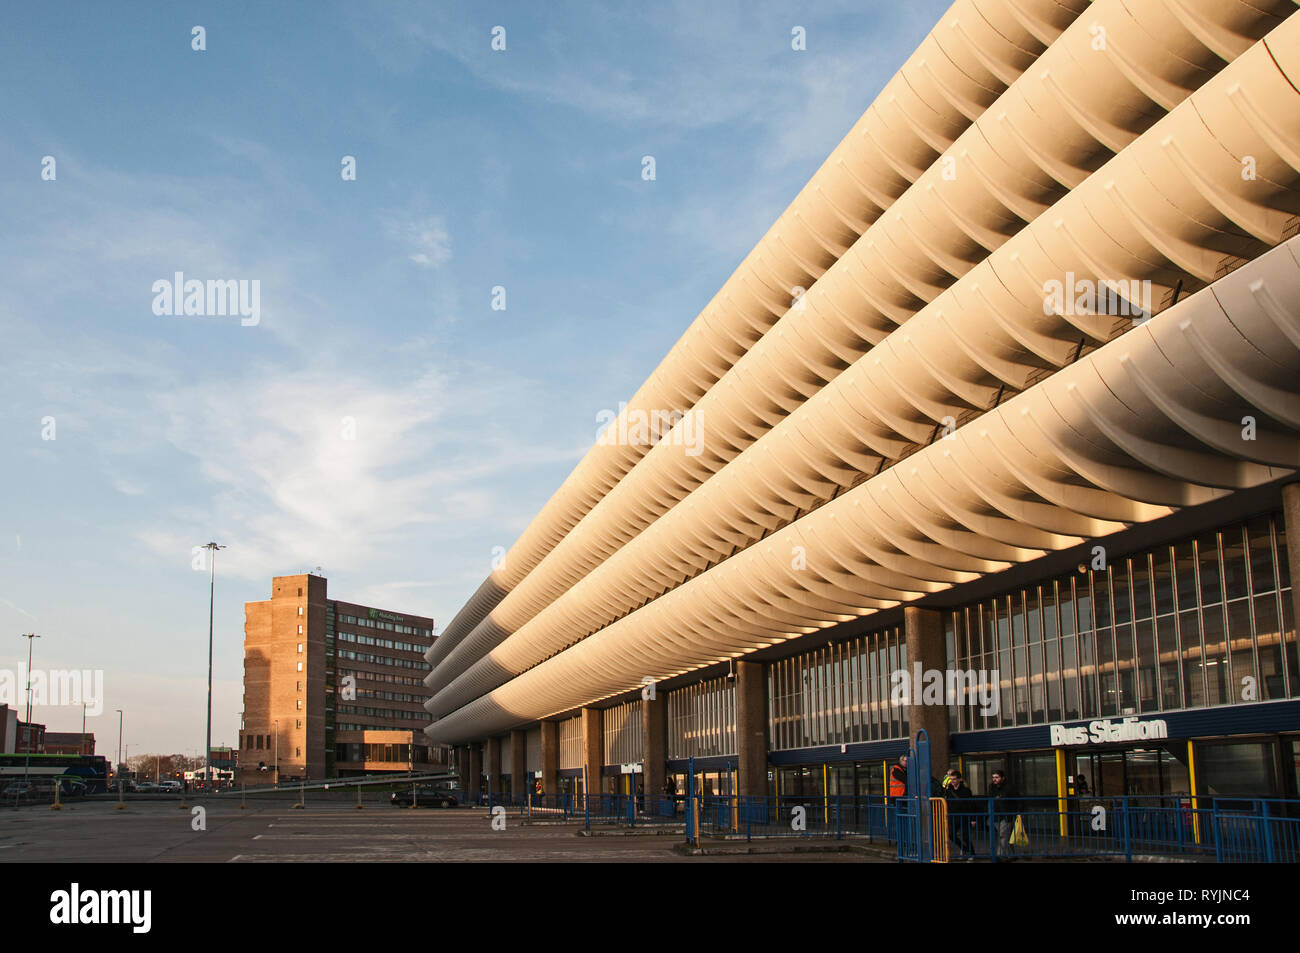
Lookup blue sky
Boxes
[0,0,949,756]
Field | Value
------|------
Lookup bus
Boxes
[0,753,109,794]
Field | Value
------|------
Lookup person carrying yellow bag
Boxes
[989,769,1022,859]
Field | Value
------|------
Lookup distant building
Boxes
[16,721,44,755]
[208,745,236,772]
[43,732,95,756]
[0,705,16,754]
[240,573,448,782]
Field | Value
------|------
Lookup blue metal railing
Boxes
[683,791,1300,863]
[480,777,1300,863]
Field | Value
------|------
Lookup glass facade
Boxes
[768,626,907,750]
[558,716,582,770]
[776,761,886,799]
[947,513,1297,732]
[668,677,736,758]
[602,699,642,765]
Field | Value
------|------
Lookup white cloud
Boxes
[143,364,448,581]
[385,213,452,269]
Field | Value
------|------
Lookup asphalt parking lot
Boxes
[0,798,882,863]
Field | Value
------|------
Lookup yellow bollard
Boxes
[1056,749,1069,840]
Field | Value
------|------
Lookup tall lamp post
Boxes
[273,718,279,788]
[115,709,124,795]
[21,633,39,783]
[199,541,225,790]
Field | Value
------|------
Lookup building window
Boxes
[296,747,301,758]
[667,677,738,758]
[296,700,303,710]
[947,511,1297,732]
[767,625,907,750]
[298,606,303,616]
[603,699,644,765]
[296,719,302,729]
[298,587,302,596]
[297,661,303,672]
[298,624,303,634]
[297,643,303,653]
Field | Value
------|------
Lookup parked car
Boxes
[158,780,182,793]
[136,782,160,793]
[391,784,457,808]
[3,781,35,798]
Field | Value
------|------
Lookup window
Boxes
[947,512,1296,730]
[297,643,303,653]
[298,624,303,634]
[296,699,303,710]
[297,661,303,672]
[296,681,302,691]
[298,606,303,616]
[296,719,302,729]
[296,747,301,758]
[298,587,302,596]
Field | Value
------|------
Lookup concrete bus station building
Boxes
[425,0,1300,812]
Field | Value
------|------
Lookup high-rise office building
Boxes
[241,573,443,781]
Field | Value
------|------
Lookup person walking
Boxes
[989,769,1018,859]
[944,770,975,857]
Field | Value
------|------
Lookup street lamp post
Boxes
[273,718,279,788]
[21,633,39,784]
[115,709,123,795]
[199,541,225,790]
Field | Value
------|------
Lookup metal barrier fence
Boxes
[896,794,1300,863]
[681,791,1300,863]
[694,795,896,841]
[497,792,686,827]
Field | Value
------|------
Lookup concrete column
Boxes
[540,721,558,797]
[736,660,769,797]
[1282,484,1300,637]
[643,691,667,798]
[905,606,950,775]
[509,728,526,799]
[581,707,603,796]
[485,736,502,797]
[468,742,482,800]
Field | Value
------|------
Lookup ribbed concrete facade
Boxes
[426,0,1300,799]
